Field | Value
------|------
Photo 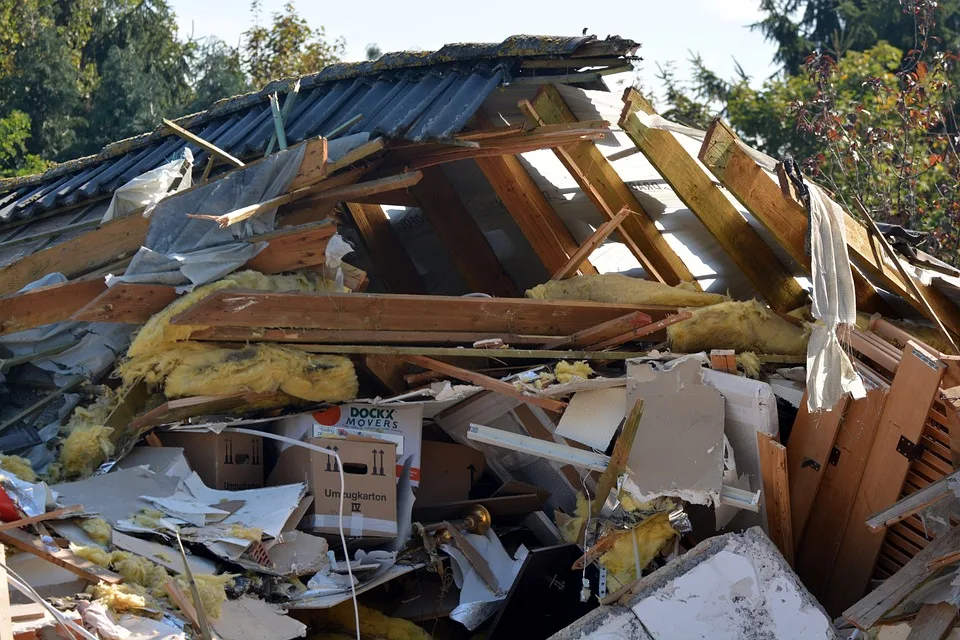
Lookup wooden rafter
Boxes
[345,202,425,293]
[619,89,807,312]
[520,84,699,287]
[411,166,519,297]
[552,205,633,280]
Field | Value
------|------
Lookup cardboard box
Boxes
[276,403,424,485]
[158,431,263,491]
[415,441,485,507]
[268,438,397,538]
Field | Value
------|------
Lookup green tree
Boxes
[187,39,251,114]
[0,110,52,177]
[243,1,346,87]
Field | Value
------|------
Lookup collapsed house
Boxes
[0,32,958,639]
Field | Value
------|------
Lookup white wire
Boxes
[223,427,360,640]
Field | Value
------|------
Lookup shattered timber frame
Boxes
[5,33,960,615]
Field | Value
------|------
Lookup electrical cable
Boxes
[222,427,360,640]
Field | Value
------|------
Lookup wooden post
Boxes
[758,432,795,565]
[345,203,426,294]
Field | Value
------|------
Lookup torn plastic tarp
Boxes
[102,148,193,223]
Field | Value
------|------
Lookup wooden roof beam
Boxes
[521,85,698,287]
[619,89,808,313]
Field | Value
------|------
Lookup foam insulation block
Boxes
[526,274,725,307]
[626,358,725,505]
[625,528,839,639]
[668,300,809,355]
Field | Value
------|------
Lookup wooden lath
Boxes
[619,89,808,313]
[520,84,699,287]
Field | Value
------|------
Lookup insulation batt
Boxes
[79,517,113,546]
[319,602,432,640]
[668,300,810,355]
[555,360,593,383]
[526,274,726,306]
[117,269,358,403]
[0,454,36,482]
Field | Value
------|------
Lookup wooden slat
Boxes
[700,118,960,328]
[824,344,946,614]
[524,85,698,286]
[843,526,960,630]
[943,392,960,470]
[0,545,11,640]
[345,203,426,293]
[0,279,108,336]
[619,91,806,313]
[906,603,957,640]
[163,118,244,167]
[475,153,598,276]
[403,355,566,412]
[0,528,122,584]
[287,137,328,191]
[290,343,649,360]
[758,432,795,565]
[540,311,652,350]
[796,388,887,599]
[71,283,179,324]
[552,205,632,280]
[0,506,83,532]
[189,327,558,345]
[169,289,676,335]
[129,391,290,432]
[242,222,337,274]
[787,391,849,546]
[586,311,692,351]
[411,166,519,297]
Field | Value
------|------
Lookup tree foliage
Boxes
[0,0,346,176]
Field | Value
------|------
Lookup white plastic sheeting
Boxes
[101,149,193,223]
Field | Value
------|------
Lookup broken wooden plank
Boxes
[0,506,83,532]
[0,528,122,584]
[404,355,566,412]
[824,344,946,613]
[242,221,337,274]
[189,171,423,228]
[344,202,425,294]
[906,603,957,640]
[758,432,795,565]
[0,279,108,337]
[540,311,652,350]
[169,290,676,335]
[866,469,960,532]
[619,90,806,313]
[843,526,960,630]
[585,312,692,351]
[411,166,519,297]
[591,399,642,519]
[475,153,597,276]
[552,205,632,280]
[71,283,179,324]
[787,392,850,546]
[523,86,697,286]
[162,118,244,168]
[286,137,328,191]
[129,391,290,432]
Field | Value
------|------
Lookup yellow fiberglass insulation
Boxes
[559,496,677,587]
[855,312,955,354]
[737,352,762,379]
[321,602,432,640]
[555,360,593,384]
[79,517,113,546]
[227,524,263,542]
[526,274,726,307]
[175,573,236,619]
[131,508,164,529]
[161,344,358,402]
[116,269,358,403]
[0,454,36,482]
[60,425,115,480]
[667,300,810,356]
[91,583,149,613]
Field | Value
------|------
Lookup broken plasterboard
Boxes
[268,530,330,577]
[212,597,307,640]
[52,467,180,526]
[111,529,217,575]
[112,446,192,478]
[555,387,626,450]
[626,358,725,505]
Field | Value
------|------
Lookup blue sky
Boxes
[167,0,781,103]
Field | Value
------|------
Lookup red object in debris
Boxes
[0,487,22,522]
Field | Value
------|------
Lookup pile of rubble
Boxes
[1,33,959,640]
